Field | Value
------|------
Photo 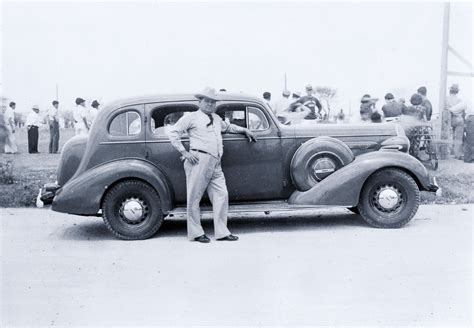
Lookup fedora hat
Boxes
[195,87,220,102]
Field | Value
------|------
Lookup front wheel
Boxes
[102,180,164,240]
[358,168,420,228]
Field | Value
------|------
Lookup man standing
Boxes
[168,87,257,243]
[381,93,402,119]
[88,100,100,127]
[273,89,291,115]
[4,102,18,154]
[289,84,323,120]
[26,105,42,153]
[48,100,60,153]
[73,98,89,135]
[446,84,467,160]
[417,86,433,121]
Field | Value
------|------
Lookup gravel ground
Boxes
[1,205,472,326]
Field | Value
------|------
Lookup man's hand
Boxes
[244,129,257,142]
[182,151,199,165]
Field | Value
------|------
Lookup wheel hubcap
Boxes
[310,156,337,181]
[119,197,148,224]
[373,185,403,212]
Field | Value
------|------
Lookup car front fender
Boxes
[52,158,173,215]
[288,150,436,207]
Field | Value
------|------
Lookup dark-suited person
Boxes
[26,105,41,153]
[381,93,402,118]
[417,86,433,121]
[48,100,60,153]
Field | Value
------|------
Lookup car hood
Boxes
[290,122,398,138]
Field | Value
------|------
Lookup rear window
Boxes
[109,111,141,136]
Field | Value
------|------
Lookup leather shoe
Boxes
[217,234,239,241]
[193,235,210,243]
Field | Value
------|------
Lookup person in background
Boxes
[360,94,378,122]
[446,84,467,160]
[289,84,323,120]
[273,89,291,115]
[398,98,408,114]
[88,100,100,126]
[370,111,382,123]
[4,102,18,154]
[417,86,433,121]
[26,105,42,154]
[381,93,402,119]
[48,100,60,153]
[0,106,8,153]
[404,94,427,121]
[73,98,89,135]
[336,109,345,122]
[262,92,273,112]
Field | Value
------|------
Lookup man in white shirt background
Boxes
[4,101,18,154]
[26,105,42,154]
[87,100,100,127]
[273,89,291,116]
[73,98,89,136]
[48,100,60,153]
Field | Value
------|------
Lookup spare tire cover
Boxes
[290,136,355,191]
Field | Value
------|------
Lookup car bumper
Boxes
[427,175,439,192]
[40,182,61,204]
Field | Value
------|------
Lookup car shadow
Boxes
[60,210,368,241]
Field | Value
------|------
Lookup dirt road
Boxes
[1,205,472,326]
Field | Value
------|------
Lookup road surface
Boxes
[1,205,472,326]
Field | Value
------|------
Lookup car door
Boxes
[217,102,286,201]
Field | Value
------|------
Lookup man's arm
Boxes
[167,115,199,164]
[221,120,257,142]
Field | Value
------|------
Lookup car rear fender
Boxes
[52,159,173,215]
[288,150,435,207]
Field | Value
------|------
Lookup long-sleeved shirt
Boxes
[273,97,291,115]
[446,95,467,117]
[26,111,42,127]
[168,110,244,159]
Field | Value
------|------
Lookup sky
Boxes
[1,1,472,116]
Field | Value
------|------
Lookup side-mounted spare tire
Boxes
[290,136,355,191]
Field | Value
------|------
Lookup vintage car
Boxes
[42,93,438,239]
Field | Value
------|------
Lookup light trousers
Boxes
[183,152,231,240]
[451,116,464,158]
[4,127,18,153]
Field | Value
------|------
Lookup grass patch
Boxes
[1,127,473,207]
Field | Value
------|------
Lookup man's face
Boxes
[11,104,16,110]
[199,98,217,114]
[53,103,59,109]
[306,89,312,96]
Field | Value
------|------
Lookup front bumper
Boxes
[427,175,439,192]
[40,182,61,204]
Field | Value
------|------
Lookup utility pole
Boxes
[438,2,450,159]
[56,83,59,100]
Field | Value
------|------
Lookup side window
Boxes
[217,105,247,129]
[109,111,141,136]
[248,106,269,131]
[150,105,197,137]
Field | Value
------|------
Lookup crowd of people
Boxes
[0,84,471,161]
[0,98,100,154]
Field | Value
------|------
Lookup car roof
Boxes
[103,92,264,110]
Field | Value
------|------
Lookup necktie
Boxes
[206,113,213,127]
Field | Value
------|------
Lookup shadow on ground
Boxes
[60,211,370,241]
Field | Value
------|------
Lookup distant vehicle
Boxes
[41,93,438,239]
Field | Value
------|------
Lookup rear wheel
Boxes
[102,180,164,240]
[358,168,419,228]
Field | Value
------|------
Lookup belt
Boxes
[191,149,210,155]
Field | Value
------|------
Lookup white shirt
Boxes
[26,111,42,127]
[87,107,98,126]
[73,105,87,128]
[273,97,291,115]
[4,107,14,125]
[48,106,59,122]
